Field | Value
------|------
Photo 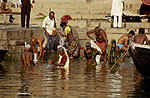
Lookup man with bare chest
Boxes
[133,28,149,45]
[117,30,135,61]
[86,26,108,63]
[21,44,33,66]
[31,36,45,63]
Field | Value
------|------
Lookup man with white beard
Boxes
[111,0,124,28]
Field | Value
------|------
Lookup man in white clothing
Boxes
[42,11,56,52]
[111,0,124,28]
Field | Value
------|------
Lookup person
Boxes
[19,0,33,28]
[42,11,56,52]
[133,28,149,45]
[60,22,80,60]
[84,42,101,66]
[86,26,108,63]
[21,44,34,66]
[140,1,150,15]
[1,0,14,23]
[48,46,69,69]
[31,36,45,63]
[108,39,121,64]
[111,0,124,28]
[117,30,135,61]
[61,15,72,24]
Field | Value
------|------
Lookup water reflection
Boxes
[0,61,150,98]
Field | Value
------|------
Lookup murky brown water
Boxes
[0,60,150,98]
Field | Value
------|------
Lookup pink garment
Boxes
[61,15,72,24]
[141,0,150,5]
[96,41,106,53]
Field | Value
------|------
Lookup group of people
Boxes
[21,9,150,68]
[21,11,80,68]
[84,27,149,66]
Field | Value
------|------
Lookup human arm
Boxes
[42,17,50,36]
[145,36,149,45]
[86,29,95,40]
[48,55,67,66]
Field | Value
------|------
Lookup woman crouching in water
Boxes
[48,47,69,69]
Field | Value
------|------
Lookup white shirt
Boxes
[111,0,124,16]
[19,0,33,5]
[42,16,55,35]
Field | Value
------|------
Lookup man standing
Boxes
[117,30,135,61]
[86,26,108,63]
[111,0,124,28]
[42,11,56,52]
[133,28,149,45]
[19,0,33,28]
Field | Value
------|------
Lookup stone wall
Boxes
[0,27,44,60]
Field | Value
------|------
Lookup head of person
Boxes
[111,39,116,47]
[139,28,145,34]
[49,11,55,20]
[2,0,7,3]
[95,26,100,36]
[128,30,135,38]
[25,44,31,50]
[60,22,67,29]
[85,42,92,53]
[31,37,37,45]
[58,47,65,56]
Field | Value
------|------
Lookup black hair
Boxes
[95,26,100,30]
[49,11,55,15]
[60,22,67,28]
[2,0,6,2]
[85,42,91,49]
[139,28,145,34]
[129,30,135,35]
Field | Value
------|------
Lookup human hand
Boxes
[46,32,50,36]
[31,4,33,8]
[20,4,22,8]
[48,60,54,64]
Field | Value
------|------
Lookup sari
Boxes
[64,26,80,58]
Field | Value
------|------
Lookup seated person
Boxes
[21,44,34,66]
[84,42,101,66]
[1,0,14,23]
[117,30,135,61]
[31,36,45,63]
[48,46,69,69]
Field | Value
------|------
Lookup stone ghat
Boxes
[1,26,150,61]
[0,27,44,61]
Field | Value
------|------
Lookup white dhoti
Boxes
[111,0,124,28]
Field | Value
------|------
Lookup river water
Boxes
[0,60,150,98]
